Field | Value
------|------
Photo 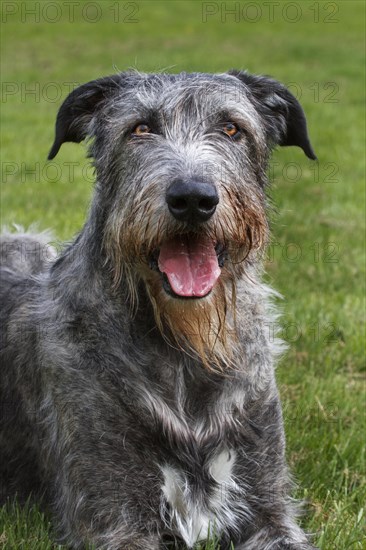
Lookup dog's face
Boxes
[49,71,316,366]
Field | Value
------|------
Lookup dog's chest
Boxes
[144,364,252,545]
[159,448,251,547]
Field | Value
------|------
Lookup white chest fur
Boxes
[160,449,252,547]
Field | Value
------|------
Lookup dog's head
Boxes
[49,71,316,367]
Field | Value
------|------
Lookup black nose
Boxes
[166,180,219,223]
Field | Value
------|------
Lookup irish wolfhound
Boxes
[0,70,317,549]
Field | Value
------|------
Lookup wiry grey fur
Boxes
[0,70,318,549]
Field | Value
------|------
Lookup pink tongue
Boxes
[158,236,221,297]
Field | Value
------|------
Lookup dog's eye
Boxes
[222,122,241,140]
[132,123,151,136]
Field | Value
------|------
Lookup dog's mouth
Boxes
[149,235,226,299]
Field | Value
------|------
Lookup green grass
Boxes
[1,1,365,548]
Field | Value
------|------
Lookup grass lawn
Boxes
[1,1,365,548]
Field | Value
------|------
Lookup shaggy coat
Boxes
[0,70,317,549]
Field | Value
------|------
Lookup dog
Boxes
[0,70,318,549]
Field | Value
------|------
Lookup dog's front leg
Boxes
[50,457,163,550]
[40,385,164,550]
[51,465,163,550]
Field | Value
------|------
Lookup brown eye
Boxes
[132,123,151,136]
[223,122,241,139]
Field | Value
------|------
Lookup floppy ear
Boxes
[48,75,121,160]
[228,70,317,160]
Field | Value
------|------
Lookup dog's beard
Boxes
[144,269,238,371]
[104,240,258,371]
[102,188,268,370]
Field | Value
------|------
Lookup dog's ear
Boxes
[228,70,317,160]
[48,75,121,160]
